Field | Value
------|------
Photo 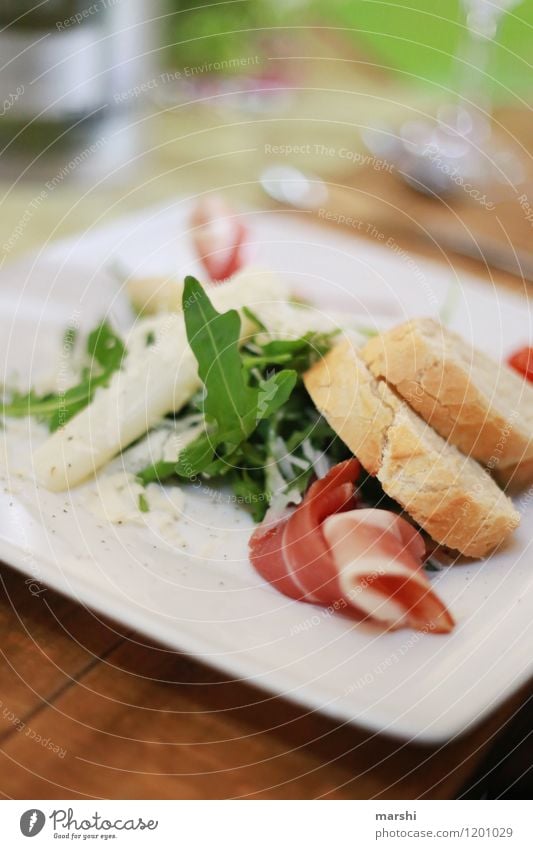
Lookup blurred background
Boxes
[0,0,532,272]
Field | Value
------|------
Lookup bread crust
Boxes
[303,340,394,475]
[304,340,519,557]
[494,458,533,492]
[362,319,533,472]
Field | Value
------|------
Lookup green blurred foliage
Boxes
[323,0,532,98]
[164,0,286,69]
[166,0,532,98]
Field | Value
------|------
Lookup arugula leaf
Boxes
[137,280,350,519]
[184,275,261,442]
[230,470,269,522]
[47,372,110,431]
[87,321,125,371]
[2,321,125,431]
[256,370,296,420]
[138,426,217,486]
[2,371,112,431]
[138,460,176,486]
[242,331,338,372]
[242,305,268,333]
[179,276,297,468]
[171,430,216,478]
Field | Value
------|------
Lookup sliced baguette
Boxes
[362,319,533,485]
[304,340,520,557]
[493,457,533,492]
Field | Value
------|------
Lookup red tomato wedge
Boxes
[507,346,533,382]
[190,195,247,282]
[249,460,454,633]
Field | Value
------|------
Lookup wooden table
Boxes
[0,562,530,800]
[0,52,531,799]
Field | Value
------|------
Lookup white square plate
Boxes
[1,201,532,744]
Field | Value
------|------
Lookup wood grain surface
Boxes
[0,561,530,800]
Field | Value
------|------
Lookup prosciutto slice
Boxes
[190,196,247,282]
[249,459,454,633]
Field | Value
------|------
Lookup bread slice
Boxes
[304,341,520,557]
[494,457,533,492]
[362,319,533,487]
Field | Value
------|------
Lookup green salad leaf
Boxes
[138,492,150,513]
[2,321,125,431]
[138,278,349,520]
[184,275,276,442]
[173,276,297,473]
[87,321,125,371]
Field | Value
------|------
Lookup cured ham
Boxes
[249,459,454,633]
[190,195,247,281]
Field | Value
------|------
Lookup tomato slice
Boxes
[507,346,533,382]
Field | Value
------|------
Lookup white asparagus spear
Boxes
[34,268,287,492]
